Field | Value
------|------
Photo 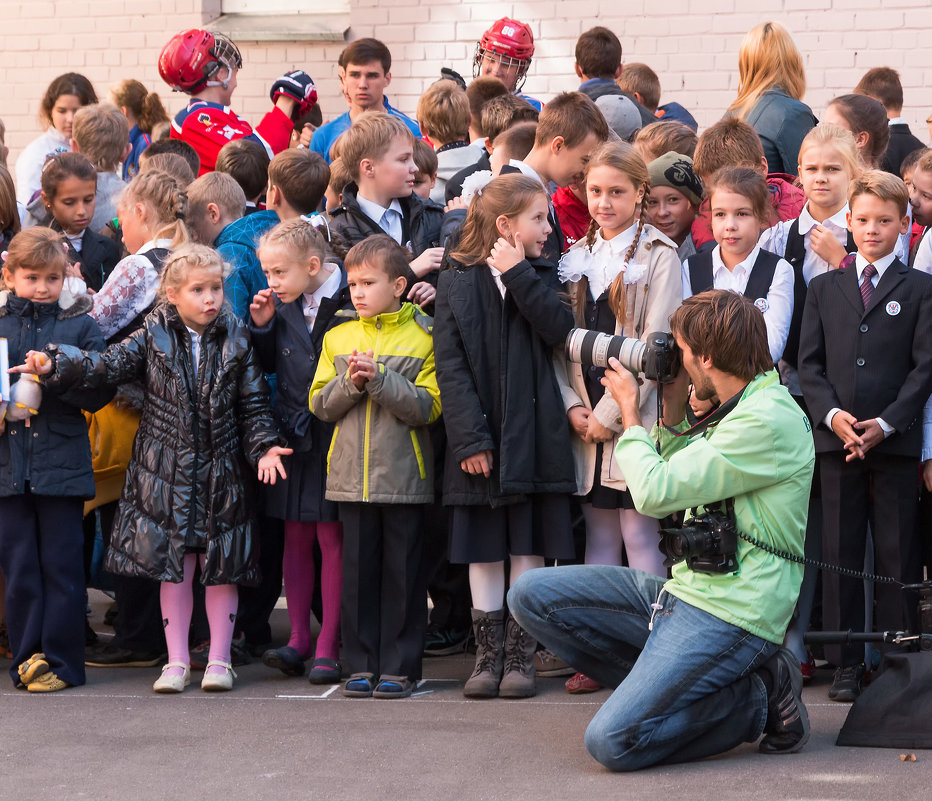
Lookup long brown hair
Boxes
[447,173,547,267]
[576,141,650,327]
[110,79,170,134]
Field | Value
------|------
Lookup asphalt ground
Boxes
[1,591,929,801]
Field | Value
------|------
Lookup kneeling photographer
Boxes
[509,290,815,771]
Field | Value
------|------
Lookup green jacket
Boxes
[310,303,441,504]
[615,370,815,644]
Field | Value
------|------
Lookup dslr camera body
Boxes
[659,502,740,574]
[565,329,680,382]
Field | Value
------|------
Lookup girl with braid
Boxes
[78,169,190,342]
[555,142,682,693]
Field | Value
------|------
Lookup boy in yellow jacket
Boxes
[310,234,440,699]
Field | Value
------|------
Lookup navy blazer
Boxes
[798,256,932,456]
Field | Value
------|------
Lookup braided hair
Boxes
[574,141,650,329]
[121,169,190,249]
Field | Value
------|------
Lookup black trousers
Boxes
[0,492,86,686]
[339,502,427,680]
[423,502,471,630]
[820,451,921,667]
[236,515,284,646]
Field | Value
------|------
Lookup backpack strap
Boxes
[685,250,714,296]
[743,248,781,303]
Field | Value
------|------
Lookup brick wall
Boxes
[3,0,932,182]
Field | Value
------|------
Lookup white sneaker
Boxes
[201,659,237,692]
[153,662,191,693]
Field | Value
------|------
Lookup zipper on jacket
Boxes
[362,318,383,502]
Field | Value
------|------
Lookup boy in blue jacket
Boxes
[0,228,112,692]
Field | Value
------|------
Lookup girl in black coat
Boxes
[16,244,292,695]
[247,219,351,683]
[433,174,576,699]
[0,229,112,692]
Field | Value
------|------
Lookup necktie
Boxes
[304,298,317,332]
[380,209,400,243]
[860,263,877,308]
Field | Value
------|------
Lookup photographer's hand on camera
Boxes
[600,357,641,428]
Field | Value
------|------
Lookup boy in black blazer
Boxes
[799,171,932,701]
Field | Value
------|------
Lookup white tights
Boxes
[469,555,545,612]
[582,505,666,576]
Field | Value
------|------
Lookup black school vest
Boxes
[686,247,781,303]
[782,219,857,367]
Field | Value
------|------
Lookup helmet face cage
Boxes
[472,45,532,92]
[206,33,243,90]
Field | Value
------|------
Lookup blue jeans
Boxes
[508,565,777,771]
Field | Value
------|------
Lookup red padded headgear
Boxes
[480,18,535,62]
[158,29,243,94]
[473,18,535,90]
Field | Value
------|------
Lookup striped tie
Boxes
[860,263,877,308]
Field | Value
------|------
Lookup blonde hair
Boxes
[848,169,909,218]
[417,80,470,145]
[729,22,807,119]
[188,171,246,225]
[257,218,328,266]
[157,243,225,302]
[121,170,190,250]
[138,152,195,186]
[340,111,414,182]
[578,141,650,325]
[798,124,862,186]
[72,103,130,173]
[448,173,547,267]
[3,228,69,275]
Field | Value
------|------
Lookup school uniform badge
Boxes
[886,301,901,316]
[754,298,769,312]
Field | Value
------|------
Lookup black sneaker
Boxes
[423,624,469,657]
[85,641,164,667]
[758,647,810,754]
[190,634,252,670]
[828,663,865,702]
[85,618,99,646]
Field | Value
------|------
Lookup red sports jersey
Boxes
[170,100,293,175]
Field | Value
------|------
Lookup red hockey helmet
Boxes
[473,18,535,91]
[158,29,243,94]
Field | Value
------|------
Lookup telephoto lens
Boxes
[565,329,646,372]
[564,329,680,382]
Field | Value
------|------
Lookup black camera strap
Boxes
[737,530,906,586]
[655,381,906,587]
